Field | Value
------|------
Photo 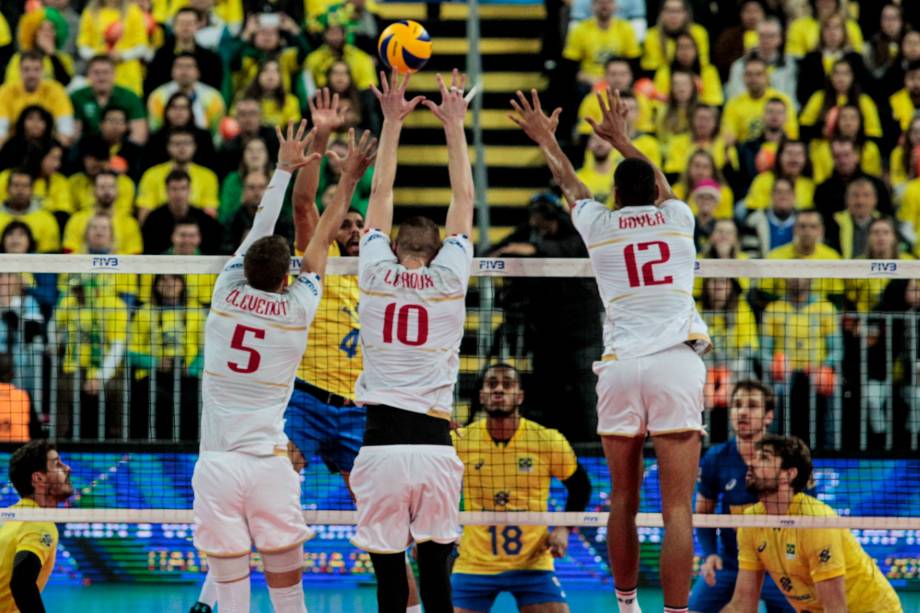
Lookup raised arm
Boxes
[365,71,425,234]
[236,120,319,257]
[508,89,591,209]
[586,87,676,204]
[423,69,474,236]
[292,89,345,252]
[302,129,378,277]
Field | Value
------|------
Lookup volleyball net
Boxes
[0,255,917,586]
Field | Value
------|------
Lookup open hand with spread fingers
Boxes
[276,120,322,172]
[309,87,345,135]
[508,89,562,148]
[422,69,469,126]
[585,86,630,147]
[371,70,426,123]
[329,128,378,179]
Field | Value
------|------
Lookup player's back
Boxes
[572,198,710,360]
[200,260,322,455]
[0,500,58,612]
[355,230,473,418]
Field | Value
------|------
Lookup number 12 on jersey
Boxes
[624,241,673,288]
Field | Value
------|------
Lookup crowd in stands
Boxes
[0,0,917,449]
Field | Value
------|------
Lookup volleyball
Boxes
[377,20,432,74]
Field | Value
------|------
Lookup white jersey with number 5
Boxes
[571,198,710,360]
[200,257,323,455]
[355,229,473,419]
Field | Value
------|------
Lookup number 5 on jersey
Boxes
[228,324,265,373]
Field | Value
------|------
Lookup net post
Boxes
[148,322,156,441]
[859,312,869,451]
[910,316,919,451]
[121,348,130,442]
[72,368,80,442]
[884,314,894,451]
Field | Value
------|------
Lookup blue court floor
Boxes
[44,584,920,612]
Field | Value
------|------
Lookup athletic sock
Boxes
[405,606,421,613]
[216,577,251,613]
[268,583,308,613]
[197,571,218,608]
[663,606,688,613]
[615,586,642,613]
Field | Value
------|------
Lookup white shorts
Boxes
[594,343,706,437]
[192,451,315,557]
[350,445,464,554]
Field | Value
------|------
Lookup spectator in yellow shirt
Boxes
[577,132,616,204]
[825,177,880,258]
[52,275,128,439]
[6,6,75,87]
[63,170,142,255]
[562,0,640,87]
[673,149,734,219]
[0,141,72,217]
[239,59,302,127]
[582,92,661,176]
[808,104,882,184]
[136,127,219,222]
[845,217,915,313]
[641,0,709,72]
[760,210,844,304]
[0,51,75,147]
[306,23,377,90]
[744,139,814,212]
[128,273,205,440]
[77,0,150,96]
[0,171,60,253]
[68,136,137,217]
[785,0,863,58]
[889,59,920,133]
[799,58,882,142]
[721,56,798,145]
[576,57,654,136]
[653,32,724,107]
[889,114,920,194]
[664,104,736,178]
[147,53,226,134]
[654,68,697,148]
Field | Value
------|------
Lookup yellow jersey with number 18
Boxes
[452,418,578,574]
[738,493,901,613]
[297,242,361,398]
[0,498,58,613]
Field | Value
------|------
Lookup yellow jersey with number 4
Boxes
[297,242,361,398]
[452,418,578,575]
[0,499,58,613]
[738,493,901,613]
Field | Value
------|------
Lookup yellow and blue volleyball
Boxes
[378,20,432,74]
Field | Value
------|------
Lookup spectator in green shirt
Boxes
[70,55,147,145]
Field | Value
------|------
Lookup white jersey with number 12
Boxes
[355,229,473,418]
[200,258,323,455]
[571,198,710,360]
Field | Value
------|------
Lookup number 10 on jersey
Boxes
[382,303,429,346]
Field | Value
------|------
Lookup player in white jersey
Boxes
[510,88,710,613]
[191,121,377,613]
[348,69,474,613]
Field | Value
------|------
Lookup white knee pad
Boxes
[208,554,251,583]
[261,545,305,574]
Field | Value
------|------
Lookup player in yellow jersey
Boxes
[452,363,592,613]
[0,440,73,613]
[283,89,366,489]
[722,435,902,613]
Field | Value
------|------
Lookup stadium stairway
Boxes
[375,2,550,247]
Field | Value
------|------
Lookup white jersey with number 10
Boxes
[571,198,710,361]
[355,229,473,419]
[200,258,323,456]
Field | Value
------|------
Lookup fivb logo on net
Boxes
[869,261,898,276]
[91,256,120,269]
